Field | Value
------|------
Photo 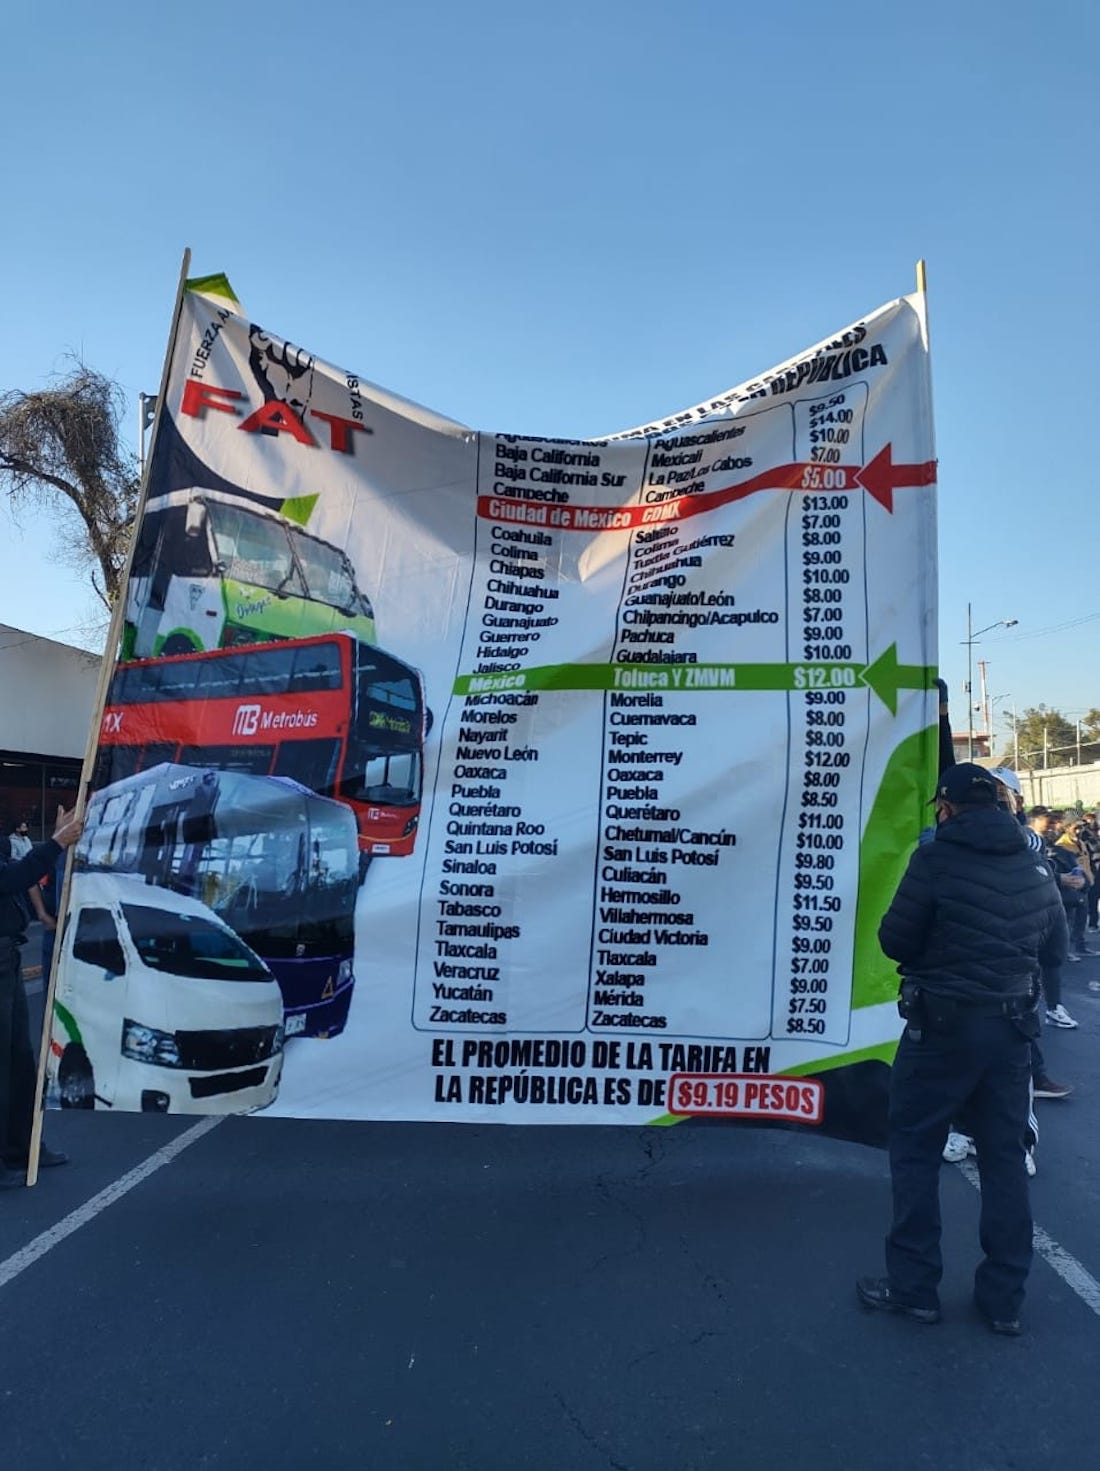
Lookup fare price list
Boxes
[586,431,782,1040]
[771,385,870,1044]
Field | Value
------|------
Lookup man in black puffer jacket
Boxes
[857,763,1067,1336]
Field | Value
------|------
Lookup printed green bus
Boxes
[122,489,376,659]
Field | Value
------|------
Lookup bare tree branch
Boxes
[0,360,140,608]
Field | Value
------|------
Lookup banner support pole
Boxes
[26,247,193,1187]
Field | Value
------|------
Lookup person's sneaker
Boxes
[1033,1076,1073,1100]
[1066,953,1082,964]
[1089,980,1100,993]
[1046,1004,1079,1029]
[1024,1148,1037,1177]
[0,1164,25,1191]
[943,1132,975,1163]
[986,1316,1023,1336]
[856,1278,941,1323]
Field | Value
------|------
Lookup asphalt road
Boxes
[3,937,1099,1471]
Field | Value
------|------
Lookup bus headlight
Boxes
[401,814,419,838]
[337,960,353,988]
[121,1020,183,1068]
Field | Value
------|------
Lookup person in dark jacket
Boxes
[0,804,84,1191]
[857,763,1067,1335]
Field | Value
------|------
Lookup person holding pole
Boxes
[0,805,83,1191]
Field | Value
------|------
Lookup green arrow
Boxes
[858,643,937,714]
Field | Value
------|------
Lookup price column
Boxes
[770,487,868,1043]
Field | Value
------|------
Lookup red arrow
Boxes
[477,444,937,530]
[853,444,937,513]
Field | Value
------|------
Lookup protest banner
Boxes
[45,268,937,1138]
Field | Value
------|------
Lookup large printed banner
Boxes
[48,274,938,1137]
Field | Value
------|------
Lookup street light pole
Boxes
[962,607,1019,759]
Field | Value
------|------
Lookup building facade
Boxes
[0,624,102,842]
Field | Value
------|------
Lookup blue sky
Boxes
[2,0,1097,746]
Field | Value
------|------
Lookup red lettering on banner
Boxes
[180,382,244,419]
[238,401,317,446]
[310,409,372,453]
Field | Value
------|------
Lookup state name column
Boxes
[413,433,644,1035]
[588,413,793,1040]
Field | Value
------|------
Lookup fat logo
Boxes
[188,583,204,610]
[248,325,315,421]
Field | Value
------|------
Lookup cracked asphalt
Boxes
[3,943,1099,1470]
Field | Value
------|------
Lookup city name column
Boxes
[587,409,796,1039]
[413,433,648,1035]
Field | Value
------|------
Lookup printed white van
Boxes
[50,872,284,1114]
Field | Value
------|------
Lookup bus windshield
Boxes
[290,528,362,613]
[197,814,357,950]
[342,650,423,804]
[207,501,304,597]
[120,904,271,983]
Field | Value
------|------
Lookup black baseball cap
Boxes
[933,763,999,806]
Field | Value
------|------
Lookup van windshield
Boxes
[121,904,271,982]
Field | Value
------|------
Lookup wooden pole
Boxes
[26,248,193,1187]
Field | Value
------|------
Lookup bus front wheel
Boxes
[161,633,198,657]
[58,1045,95,1110]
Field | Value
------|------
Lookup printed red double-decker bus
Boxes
[95,633,426,876]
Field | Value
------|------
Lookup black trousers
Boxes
[1065,899,1087,952]
[0,938,36,1159]
[886,1011,1032,1320]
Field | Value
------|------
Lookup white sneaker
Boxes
[1025,1149,1037,1177]
[943,1132,975,1163]
[1046,1004,1079,1029]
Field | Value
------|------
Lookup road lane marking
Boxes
[0,1117,222,1291]
[959,1160,1100,1318]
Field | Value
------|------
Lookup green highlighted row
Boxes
[454,644,936,713]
